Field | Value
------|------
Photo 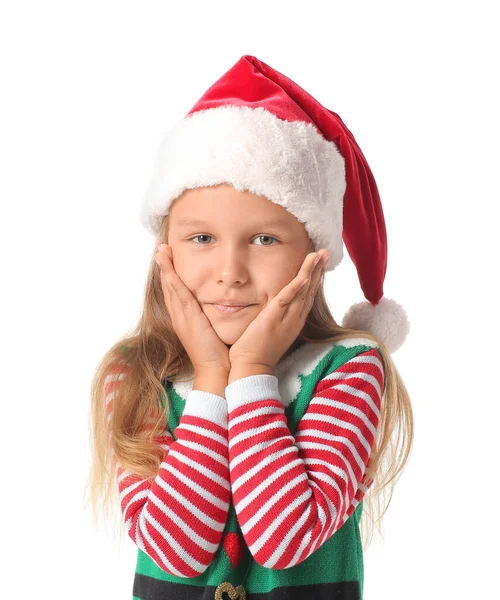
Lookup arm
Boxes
[225,348,384,569]
[105,362,230,577]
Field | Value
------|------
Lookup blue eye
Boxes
[189,235,279,246]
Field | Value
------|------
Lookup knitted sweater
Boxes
[105,337,385,599]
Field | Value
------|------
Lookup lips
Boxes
[215,304,248,307]
[213,300,250,307]
[212,304,250,313]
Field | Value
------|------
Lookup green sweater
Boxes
[113,338,385,599]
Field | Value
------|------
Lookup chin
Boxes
[204,304,259,346]
[211,323,247,346]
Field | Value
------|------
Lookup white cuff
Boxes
[183,390,228,430]
[225,374,281,413]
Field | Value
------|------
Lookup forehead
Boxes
[174,216,291,230]
[170,185,299,229]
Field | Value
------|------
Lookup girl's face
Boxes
[166,183,314,346]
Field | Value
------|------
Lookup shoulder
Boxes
[316,337,385,383]
[323,336,380,363]
[313,339,385,409]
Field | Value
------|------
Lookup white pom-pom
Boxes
[341,296,410,353]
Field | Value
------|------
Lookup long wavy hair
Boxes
[84,201,414,553]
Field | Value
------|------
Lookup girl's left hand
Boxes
[228,249,329,371]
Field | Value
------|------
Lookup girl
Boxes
[86,55,413,599]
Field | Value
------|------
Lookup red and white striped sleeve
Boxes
[104,360,231,577]
[225,348,384,569]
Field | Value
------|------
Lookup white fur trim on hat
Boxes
[140,104,346,271]
[341,296,411,353]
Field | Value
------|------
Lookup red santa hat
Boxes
[140,54,410,353]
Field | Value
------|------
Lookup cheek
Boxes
[171,256,197,280]
[263,276,293,301]
[275,257,303,282]
[170,267,200,297]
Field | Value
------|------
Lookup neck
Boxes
[176,339,304,382]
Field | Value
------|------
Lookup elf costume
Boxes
[108,338,385,599]
[108,54,411,598]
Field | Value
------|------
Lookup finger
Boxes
[155,245,201,315]
[160,271,173,311]
[295,251,322,284]
[156,259,173,315]
[294,251,324,296]
[298,256,327,317]
[271,276,309,318]
[155,245,177,313]
[155,245,183,298]
[155,244,174,279]
[287,250,328,315]
[271,251,321,314]
[308,250,329,294]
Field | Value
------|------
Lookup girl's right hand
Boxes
[155,244,231,375]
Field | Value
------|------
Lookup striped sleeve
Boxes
[104,361,231,577]
[225,348,384,569]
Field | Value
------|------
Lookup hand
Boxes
[228,249,329,371]
[155,244,231,375]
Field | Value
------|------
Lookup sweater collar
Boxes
[169,339,361,407]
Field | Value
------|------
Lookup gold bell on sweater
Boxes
[215,581,246,599]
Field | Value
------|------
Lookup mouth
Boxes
[211,304,253,314]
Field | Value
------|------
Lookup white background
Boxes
[2,1,498,598]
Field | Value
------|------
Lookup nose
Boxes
[214,250,249,284]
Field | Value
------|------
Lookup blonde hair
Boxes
[84,206,414,553]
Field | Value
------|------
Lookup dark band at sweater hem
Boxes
[133,573,361,599]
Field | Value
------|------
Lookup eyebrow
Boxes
[175,217,290,229]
